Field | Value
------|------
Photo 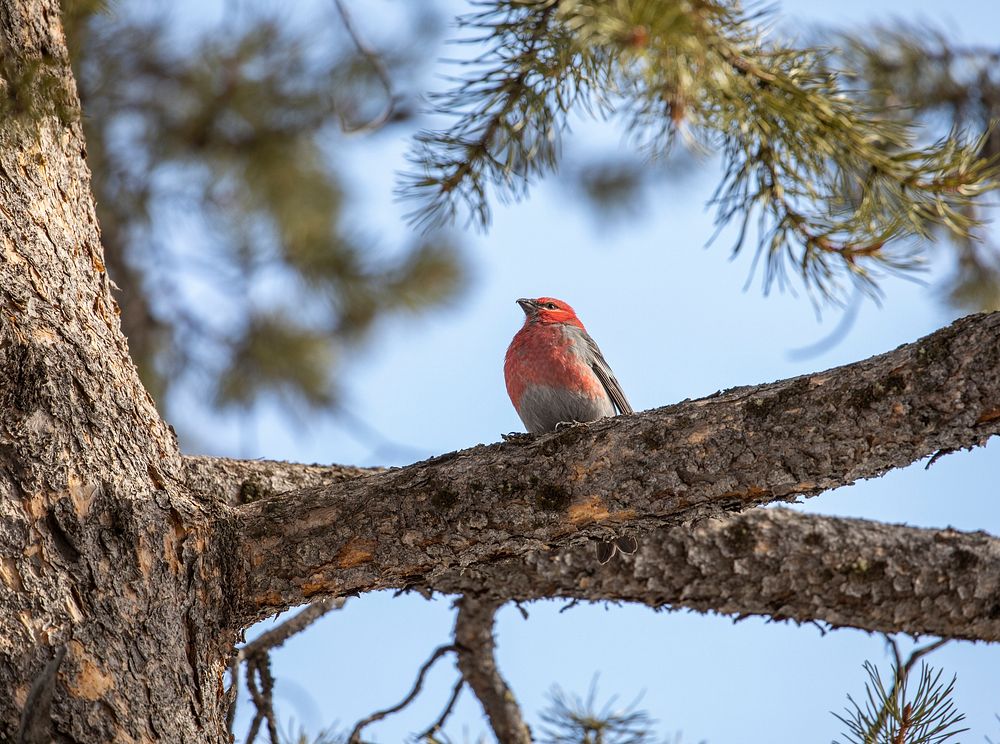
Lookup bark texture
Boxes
[433,509,1000,642]
[0,2,230,740]
[189,449,1000,640]
[228,311,1000,623]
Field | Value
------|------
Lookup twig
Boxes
[240,597,347,661]
[259,657,280,744]
[893,702,913,744]
[348,644,458,743]
[236,597,348,743]
[889,636,949,680]
[454,595,532,744]
[925,448,956,470]
[417,678,465,741]
[243,654,282,744]
[559,599,580,614]
[226,653,239,738]
[332,0,398,133]
[244,657,268,744]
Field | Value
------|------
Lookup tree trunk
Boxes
[0,2,231,740]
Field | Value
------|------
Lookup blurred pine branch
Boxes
[55,0,1000,420]
[830,22,1000,311]
[400,1,998,305]
[60,0,464,415]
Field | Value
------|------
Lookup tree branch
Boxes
[238,598,346,662]
[417,677,464,742]
[427,508,1000,642]
[184,457,379,507]
[244,652,279,744]
[190,444,999,639]
[193,438,1000,637]
[454,596,532,744]
[218,312,1000,630]
[229,598,347,741]
[332,0,398,133]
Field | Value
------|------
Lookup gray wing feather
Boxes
[583,333,633,415]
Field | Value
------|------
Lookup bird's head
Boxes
[516,297,585,329]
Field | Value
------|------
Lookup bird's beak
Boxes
[516,298,537,315]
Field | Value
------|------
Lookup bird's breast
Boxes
[504,324,604,405]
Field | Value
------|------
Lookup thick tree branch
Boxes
[184,456,378,507]
[431,509,1000,643]
[223,312,1000,628]
[454,596,532,744]
[195,441,1000,639]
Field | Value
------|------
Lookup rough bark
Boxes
[187,452,1000,640]
[227,311,1000,623]
[0,2,231,740]
[434,509,1000,642]
[454,596,533,744]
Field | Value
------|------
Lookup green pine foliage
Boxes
[60,1,464,413]
[539,681,667,744]
[834,658,967,744]
[402,0,997,304]
[47,1,1000,417]
[832,24,1000,311]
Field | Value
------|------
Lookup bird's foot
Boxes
[554,420,585,431]
[501,431,533,443]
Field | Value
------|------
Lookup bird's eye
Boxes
[544,302,558,310]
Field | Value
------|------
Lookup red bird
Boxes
[504,296,637,563]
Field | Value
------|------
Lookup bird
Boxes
[503,296,638,563]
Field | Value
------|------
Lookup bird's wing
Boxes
[582,332,633,415]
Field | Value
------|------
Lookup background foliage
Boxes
[63,0,1000,424]
[64,0,465,413]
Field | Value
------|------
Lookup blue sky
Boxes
[142,0,1000,740]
